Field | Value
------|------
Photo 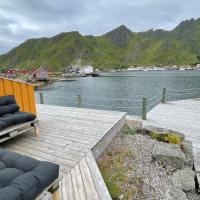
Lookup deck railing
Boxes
[0,77,36,114]
[36,86,200,120]
[36,90,164,120]
[167,88,200,102]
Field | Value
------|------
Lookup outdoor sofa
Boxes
[0,95,60,199]
[0,149,60,200]
[0,95,39,143]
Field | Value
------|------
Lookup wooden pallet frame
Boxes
[0,119,39,143]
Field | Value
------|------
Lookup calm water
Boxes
[35,71,200,116]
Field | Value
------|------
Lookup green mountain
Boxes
[1,18,200,69]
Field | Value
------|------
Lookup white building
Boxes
[80,65,94,75]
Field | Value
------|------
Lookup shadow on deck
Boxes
[1,104,126,200]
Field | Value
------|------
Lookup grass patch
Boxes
[98,130,140,199]
[150,131,182,145]
[122,125,137,135]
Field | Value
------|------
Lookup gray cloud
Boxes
[0,0,199,54]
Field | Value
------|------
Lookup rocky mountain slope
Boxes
[0,18,200,69]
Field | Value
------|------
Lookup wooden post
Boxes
[142,97,147,120]
[52,191,60,200]
[48,181,60,200]
[78,95,81,108]
[34,121,40,136]
[39,92,44,104]
[162,88,166,103]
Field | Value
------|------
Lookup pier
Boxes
[143,99,200,154]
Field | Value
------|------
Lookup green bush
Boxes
[150,131,182,145]
[122,125,137,135]
[164,133,181,145]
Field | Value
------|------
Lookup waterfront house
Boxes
[196,64,200,70]
[33,67,49,81]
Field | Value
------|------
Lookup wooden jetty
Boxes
[1,104,126,200]
[143,99,200,154]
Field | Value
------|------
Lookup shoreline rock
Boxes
[152,143,186,169]
[182,140,193,167]
[170,168,195,192]
[165,185,188,200]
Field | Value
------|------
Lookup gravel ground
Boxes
[120,134,171,200]
[186,192,200,200]
[99,133,199,200]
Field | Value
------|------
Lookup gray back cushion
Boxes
[0,96,19,117]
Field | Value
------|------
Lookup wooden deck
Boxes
[143,99,200,154]
[0,104,126,200]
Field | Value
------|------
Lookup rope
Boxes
[167,92,200,97]
[37,92,165,103]
[77,102,142,109]
[38,97,142,110]
[148,92,162,101]
[78,96,142,102]
[148,97,162,109]
[37,93,143,102]
[168,87,200,92]
[36,91,163,99]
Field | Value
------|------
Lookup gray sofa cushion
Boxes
[0,112,36,131]
[0,95,36,131]
[0,96,16,106]
[0,104,19,117]
[0,149,59,200]
[0,96,19,117]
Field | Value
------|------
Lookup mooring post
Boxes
[162,88,166,103]
[142,97,147,120]
[39,92,44,104]
[78,95,81,108]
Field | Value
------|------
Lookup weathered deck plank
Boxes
[86,152,112,200]
[79,157,99,200]
[144,99,200,154]
[0,104,126,200]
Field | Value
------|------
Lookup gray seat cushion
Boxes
[0,149,59,200]
[0,96,36,131]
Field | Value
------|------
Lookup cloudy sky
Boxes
[0,0,200,54]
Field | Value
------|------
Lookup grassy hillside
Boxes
[0,18,200,69]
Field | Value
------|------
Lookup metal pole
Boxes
[142,97,147,120]
[78,95,81,108]
[162,88,166,103]
[39,92,44,104]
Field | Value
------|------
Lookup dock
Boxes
[143,99,200,154]
[1,104,126,200]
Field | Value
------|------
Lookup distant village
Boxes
[0,64,200,86]
[113,64,200,72]
[0,65,97,88]
[0,65,96,79]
